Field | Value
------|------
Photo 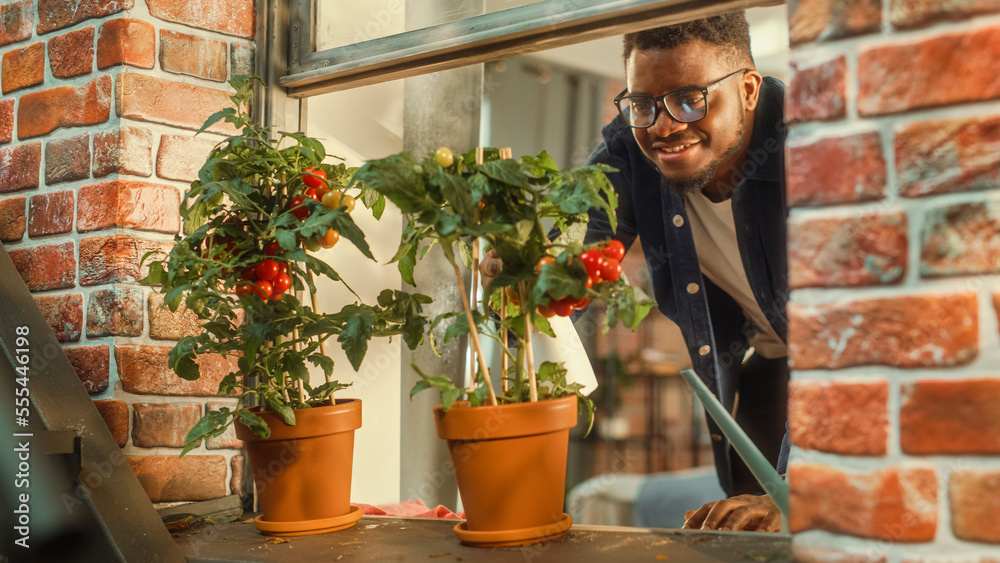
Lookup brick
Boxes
[147,0,255,39]
[789,380,888,455]
[156,134,215,183]
[45,133,91,185]
[788,293,979,370]
[79,234,170,286]
[126,455,227,502]
[787,55,846,124]
[65,345,109,394]
[28,191,75,237]
[896,115,1000,198]
[859,27,1000,116]
[77,180,180,234]
[48,27,95,79]
[789,212,907,288]
[148,292,202,340]
[789,0,882,44]
[131,402,201,448]
[116,74,236,134]
[901,378,1000,454]
[37,0,134,35]
[950,468,1000,542]
[160,30,227,82]
[892,0,1000,30]
[8,241,76,291]
[0,98,12,143]
[789,463,937,541]
[116,344,237,396]
[230,454,245,496]
[1,42,44,95]
[96,18,154,70]
[231,43,254,78]
[0,143,40,192]
[33,293,83,343]
[18,74,112,139]
[787,132,887,207]
[921,202,1000,278]
[93,399,128,448]
[86,288,144,337]
[92,126,153,178]
[0,1,32,48]
[205,401,242,449]
[0,196,26,241]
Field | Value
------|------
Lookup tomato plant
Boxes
[140,76,431,453]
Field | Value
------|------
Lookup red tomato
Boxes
[272,272,292,294]
[255,259,279,281]
[600,258,622,282]
[573,297,591,310]
[318,229,340,249]
[589,272,602,286]
[584,276,593,289]
[241,266,257,281]
[234,283,254,298]
[277,262,288,274]
[304,188,321,202]
[289,195,310,220]
[536,304,556,318]
[602,239,625,262]
[265,241,282,256]
[314,186,331,200]
[535,256,555,274]
[253,280,273,299]
[579,249,605,278]
[303,166,327,189]
[269,292,283,302]
[549,298,576,317]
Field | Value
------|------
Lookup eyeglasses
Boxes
[613,69,748,129]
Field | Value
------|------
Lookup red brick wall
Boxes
[787,1,1000,559]
[0,0,255,504]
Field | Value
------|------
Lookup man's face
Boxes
[625,41,758,196]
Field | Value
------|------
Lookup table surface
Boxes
[175,515,792,563]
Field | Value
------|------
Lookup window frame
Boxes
[281,0,782,98]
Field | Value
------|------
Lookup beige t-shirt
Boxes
[684,191,787,359]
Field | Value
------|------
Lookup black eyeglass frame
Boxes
[613,68,749,129]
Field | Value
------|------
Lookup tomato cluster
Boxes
[287,166,355,250]
[235,257,292,301]
[531,240,626,318]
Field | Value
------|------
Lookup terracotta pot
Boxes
[235,398,362,536]
[433,395,578,546]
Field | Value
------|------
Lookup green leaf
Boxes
[237,409,270,439]
[264,390,296,426]
[168,337,202,381]
[338,306,375,370]
[480,159,529,189]
[197,108,235,135]
[182,409,232,456]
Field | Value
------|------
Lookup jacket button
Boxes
[687,283,699,294]
[711,433,723,442]
[673,215,684,227]
[698,345,711,356]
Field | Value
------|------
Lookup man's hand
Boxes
[682,494,780,532]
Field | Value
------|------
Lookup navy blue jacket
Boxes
[585,78,790,497]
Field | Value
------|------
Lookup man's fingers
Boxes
[479,249,502,280]
[700,500,740,530]
[756,511,781,533]
[684,510,696,520]
[681,502,715,529]
[718,506,756,531]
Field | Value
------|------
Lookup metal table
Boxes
[175,516,791,562]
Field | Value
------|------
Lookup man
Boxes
[583,12,788,532]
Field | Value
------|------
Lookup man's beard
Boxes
[658,111,747,198]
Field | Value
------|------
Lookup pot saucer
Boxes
[255,505,363,537]
[453,512,572,547]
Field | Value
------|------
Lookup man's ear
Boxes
[741,70,764,112]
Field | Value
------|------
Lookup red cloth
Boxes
[357,499,464,519]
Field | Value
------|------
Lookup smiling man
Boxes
[583,12,790,532]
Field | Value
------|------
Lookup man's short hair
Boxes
[622,11,754,68]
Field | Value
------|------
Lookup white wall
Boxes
[305,80,405,506]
